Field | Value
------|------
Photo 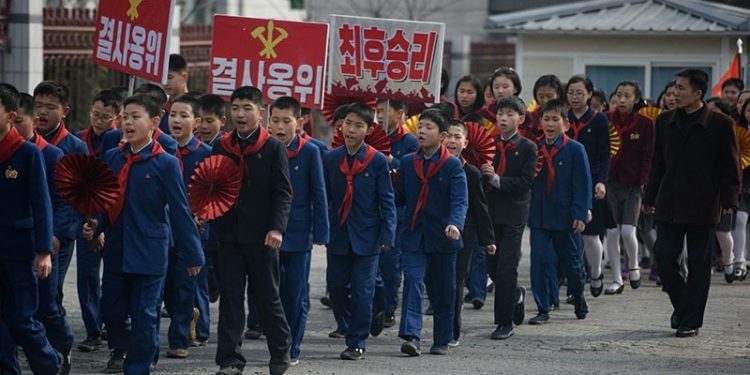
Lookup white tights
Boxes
[606,224,639,285]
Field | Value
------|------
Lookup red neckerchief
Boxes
[108,141,166,224]
[81,125,116,155]
[0,127,26,165]
[153,127,166,140]
[287,135,307,159]
[389,125,408,143]
[411,145,451,231]
[300,131,311,141]
[539,135,569,192]
[338,144,378,225]
[32,133,49,151]
[568,109,599,140]
[46,121,70,146]
[219,127,270,183]
[609,111,639,137]
[177,136,202,173]
[495,135,518,176]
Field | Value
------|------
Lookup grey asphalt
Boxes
[30,237,750,374]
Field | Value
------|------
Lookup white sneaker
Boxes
[448,340,459,348]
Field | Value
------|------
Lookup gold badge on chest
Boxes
[630,132,640,140]
[4,166,18,179]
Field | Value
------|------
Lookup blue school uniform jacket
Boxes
[397,148,468,253]
[324,144,396,256]
[102,129,179,155]
[283,136,329,251]
[100,141,204,275]
[32,137,67,246]
[528,135,592,231]
[44,125,88,242]
[0,141,53,260]
[304,134,328,159]
[75,128,115,158]
[389,130,418,223]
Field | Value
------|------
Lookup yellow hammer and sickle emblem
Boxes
[251,20,288,59]
[127,0,144,21]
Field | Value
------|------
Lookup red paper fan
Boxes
[54,154,119,217]
[331,125,391,156]
[322,93,377,126]
[462,122,495,167]
[188,155,242,221]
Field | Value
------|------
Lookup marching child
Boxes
[397,109,467,356]
[528,99,592,325]
[198,94,227,147]
[323,102,396,360]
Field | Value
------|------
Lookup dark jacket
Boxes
[608,111,654,187]
[644,106,740,225]
[463,163,495,247]
[485,133,538,225]
[212,131,292,244]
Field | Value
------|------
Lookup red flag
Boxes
[712,53,741,97]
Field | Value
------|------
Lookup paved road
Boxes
[29,237,750,374]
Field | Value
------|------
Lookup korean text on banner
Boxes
[327,15,445,104]
[209,15,330,109]
[92,0,174,84]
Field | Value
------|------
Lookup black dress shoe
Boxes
[490,325,514,340]
[463,294,472,303]
[513,286,526,326]
[384,312,396,328]
[574,294,588,320]
[106,349,126,373]
[320,294,332,308]
[590,274,604,298]
[269,359,290,375]
[670,312,680,330]
[340,347,365,360]
[528,313,549,325]
[725,271,735,284]
[400,339,421,357]
[328,329,346,338]
[487,282,495,293]
[60,353,71,375]
[565,295,575,305]
[370,311,385,337]
[429,345,448,355]
[675,327,699,338]
[629,269,642,289]
[472,298,484,310]
[244,325,263,340]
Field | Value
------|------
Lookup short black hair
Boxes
[93,89,123,113]
[540,98,568,118]
[133,83,168,108]
[376,99,406,112]
[0,83,19,95]
[199,94,227,117]
[124,94,162,118]
[168,54,188,73]
[533,74,564,103]
[495,96,527,116]
[491,67,522,96]
[230,86,264,107]
[33,80,70,107]
[419,108,450,132]
[17,93,34,116]
[432,101,457,121]
[675,69,709,99]
[109,85,129,101]
[344,102,374,126]
[706,97,733,116]
[722,78,745,92]
[0,87,19,112]
[333,104,350,123]
[270,96,301,118]
[447,119,467,136]
[172,95,202,117]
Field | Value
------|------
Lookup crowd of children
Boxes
[0,52,742,375]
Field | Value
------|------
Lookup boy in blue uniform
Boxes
[397,109,468,356]
[0,87,62,375]
[83,94,204,374]
[198,94,227,148]
[164,95,212,357]
[74,89,123,352]
[324,103,397,360]
[33,81,88,311]
[528,99,592,325]
[267,96,329,365]
[443,120,495,346]
[102,83,178,155]
[372,99,418,330]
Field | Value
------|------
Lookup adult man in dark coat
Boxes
[643,69,740,338]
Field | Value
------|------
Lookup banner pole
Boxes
[383,99,389,132]
[127,75,135,96]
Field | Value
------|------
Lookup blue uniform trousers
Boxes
[76,237,103,338]
[35,252,74,356]
[374,237,402,315]
[326,249,379,350]
[0,318,21,375]
[0,260,61,375]
[55,240,75,307]
[278,251,311,360]
[399,251,456,347]
[102,271,165,375]
[194,249,212,341]
[530,229,585,314]
[165,249,197,349]
[466,245,488,302]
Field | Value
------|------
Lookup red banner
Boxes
[92,0,174,84]
[209,15,329,109]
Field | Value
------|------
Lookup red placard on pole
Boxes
[209,15,329,109]
[327,15,445,103]
[92,0,175,84]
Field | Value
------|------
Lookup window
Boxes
[651,66,713,99]
[585,65,646,98]
[290,0,304,10]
